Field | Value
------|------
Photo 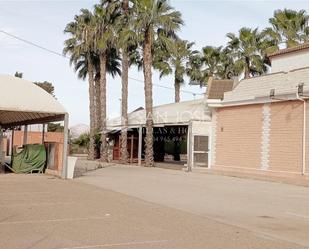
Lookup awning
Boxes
[0,75,67,128]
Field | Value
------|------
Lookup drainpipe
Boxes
[296,92,306,175]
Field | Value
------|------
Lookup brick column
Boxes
[261,103,271,170]
[210,109,217,167]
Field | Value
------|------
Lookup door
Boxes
[193,135,209,167]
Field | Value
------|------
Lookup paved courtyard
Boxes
[77,164,309,248]
[0,168,308,249]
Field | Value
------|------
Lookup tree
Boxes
[119,0,130,163]
[201,46,222,80]
[263,9,309,50]
[216,47,237,79]
[132,0,183,167]
[14,71,23,78]
[186,53,207,86]
[34,81,55,97]
[48,123,64,132]
[94,0,121,162]
[71,47,121,132]
[115,0,141,163]
[227,27,268,78]
[154,39,194,102]
[64,9,97,160]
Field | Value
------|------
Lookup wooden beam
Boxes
[2,114,65,129]
[130,134,134,163]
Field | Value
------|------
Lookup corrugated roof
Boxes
[0,75,67,127]
[268,43,309,58]
[219,67,309,105]
[206,78,234,100]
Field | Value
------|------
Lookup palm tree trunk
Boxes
[120,0,129,164]
[94,74,101,158]
[95,74,102,131]
[120,50,129,163]
[99,52,108,162]
[244,57,250,79]
[174,77,180,103]
[87,55,96,160]
[143,28,154,167]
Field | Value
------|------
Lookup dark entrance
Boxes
[153,125,188,165]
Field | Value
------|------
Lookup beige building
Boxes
[208,44,309,179]
[106,80,233,169]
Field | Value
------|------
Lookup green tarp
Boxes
[11,144,46,174]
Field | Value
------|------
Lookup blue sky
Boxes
[1,0,309,126]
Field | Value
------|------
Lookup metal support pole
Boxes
[138,125,142,166]
[302,100,306,175]
[187,122,193,172]
[0,126,5,174]
[42,124,45,144]
[61,114,69,179]
[11,128,15,155]
[23,125,28,145]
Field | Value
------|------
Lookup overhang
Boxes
[107,99,211,130]
[0,75,67,128]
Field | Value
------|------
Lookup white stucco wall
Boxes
[191,121,211,135]
[271,49,309,73]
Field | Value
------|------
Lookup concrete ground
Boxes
[76,164,309,248]
[0,173,306,248]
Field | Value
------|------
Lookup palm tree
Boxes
[186,53,207,86]
[132,0,183,167]
[216,47,237,79]
[71,48,121,133]
[117,0,141,164]
[263,9,309,49]
[201,46,222,80]
[119,0,130,163]
[94,0,121,162]
[227,27,268,78]
[64,9,97,160]
[154,39,194,102]
[117,0,137,163]
[14,71,23,78]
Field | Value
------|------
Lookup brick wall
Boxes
[2,131,64,172]
[213,100,309,176]
[214,104,263,170]
[13,131,63,147]
[268,101,303,173]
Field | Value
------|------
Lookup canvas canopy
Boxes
[0,74,69,178]
[107,98,211,130]
[0,75,67,128]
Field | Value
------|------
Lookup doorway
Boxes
[193,135,209,167]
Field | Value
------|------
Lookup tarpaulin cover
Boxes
[11,144,46,173]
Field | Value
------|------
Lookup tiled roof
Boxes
[206,78,234,100]
[268,43,309,58]
[221,67,309,105]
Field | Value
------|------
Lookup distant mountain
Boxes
[70,124,89,139]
